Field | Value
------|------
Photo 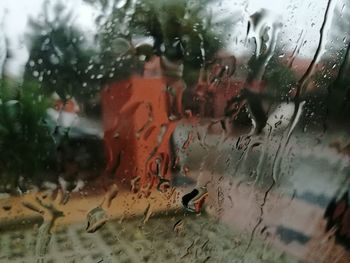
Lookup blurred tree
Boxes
[0,78,55,188]
[88,0,230,87]
[24,1,101,102]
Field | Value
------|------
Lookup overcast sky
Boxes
[0,0,347,77]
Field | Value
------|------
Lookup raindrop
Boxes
[43,38,50,45]
[157,178,170,193]
[181,187,208,213]
[182,131,193,150]
[141,203,152,224]
[2,204,12,211]
[86,206,108,233]
[103,184,118,208]
[274,120,282,128]
[22,193,64,259]
[131,176,141,193]
[50,54,59,64]
[173,219,184,234]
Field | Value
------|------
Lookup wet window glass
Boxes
[0,0,349,262]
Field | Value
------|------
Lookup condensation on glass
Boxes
[0,0,349,262]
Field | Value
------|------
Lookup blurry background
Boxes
[0,0,349,262]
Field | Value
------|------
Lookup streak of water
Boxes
[288,30,305,68]
[22,192,64,261]
[289,0,335,137]
[239,4,337,255]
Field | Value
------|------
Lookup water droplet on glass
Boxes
[2,204,12,211]
[102,184,118,208]
[86,206,108,233]
[173,219,184,234]
[142,203,152,224]
[181,187,208,213]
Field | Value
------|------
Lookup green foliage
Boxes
[24,1,100,102]
[95,0,228,86]
[0,79,55,187]
[25,0,230,100]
